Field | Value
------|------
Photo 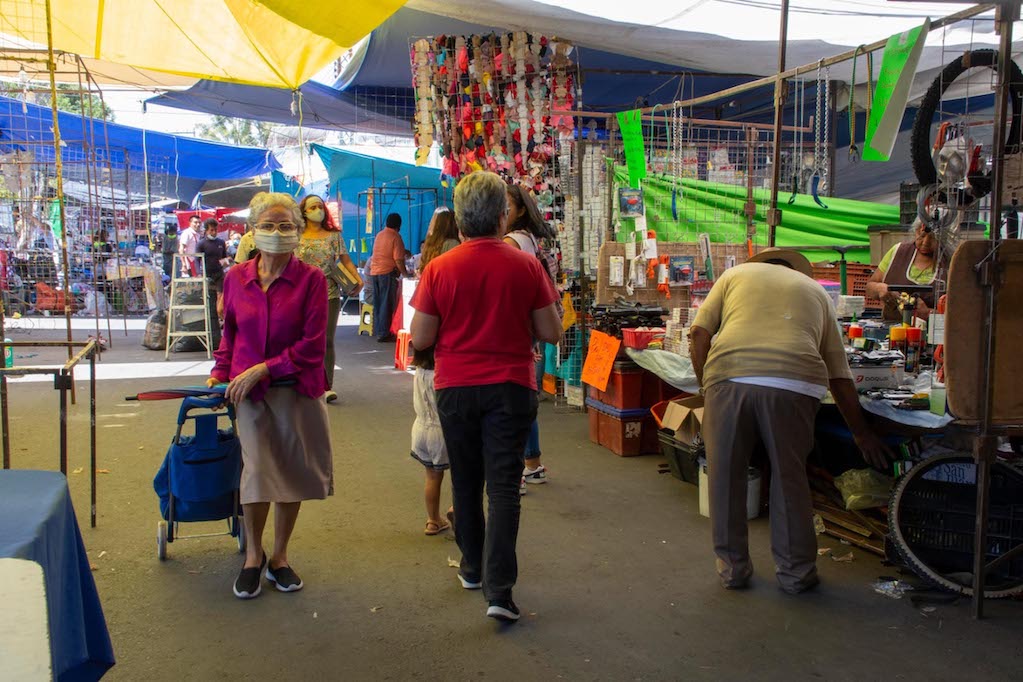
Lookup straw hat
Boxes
[747,248,813,278]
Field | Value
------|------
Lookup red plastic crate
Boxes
[590,361,644,409]
[812,261,882,309]
[587,398,659,457]
[621,327,665,350]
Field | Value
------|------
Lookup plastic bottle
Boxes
[904,327,923,373]
[889,326,908,356]
[848,324,863,341]
[3,338,11,369]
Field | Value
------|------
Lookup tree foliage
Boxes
[195,116,275,148]
[0,82,116,121]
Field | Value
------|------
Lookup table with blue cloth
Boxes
[0,470,115,681]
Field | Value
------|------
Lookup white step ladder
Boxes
[165,254,212,360]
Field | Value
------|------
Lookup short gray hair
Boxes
[454,171,507,238]
[247,192,304,229]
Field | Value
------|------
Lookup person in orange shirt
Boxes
[369,213,408,342]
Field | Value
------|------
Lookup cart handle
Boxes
[178,395,233,424]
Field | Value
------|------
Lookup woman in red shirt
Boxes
[207,192,333,600]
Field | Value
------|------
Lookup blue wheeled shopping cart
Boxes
[152,395,245,560]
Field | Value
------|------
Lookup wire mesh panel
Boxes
[0,5,161,334]
[609,111,821,253]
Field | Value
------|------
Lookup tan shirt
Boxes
[692,262,853,390]
[370,228,406,276]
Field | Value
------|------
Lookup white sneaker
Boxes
[523,464,547,484]
[458,573,482,590]
[519,476,527,495]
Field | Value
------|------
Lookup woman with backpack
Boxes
[504,185,558,493]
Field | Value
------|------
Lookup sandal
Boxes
[424,520,451,536]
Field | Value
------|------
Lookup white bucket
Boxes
[699,464,761,520]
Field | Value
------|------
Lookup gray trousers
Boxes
[702,381,820,591]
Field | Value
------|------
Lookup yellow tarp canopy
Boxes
[0,0,406,89]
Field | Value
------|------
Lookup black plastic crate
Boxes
[658,430,702,485]
[898,475,1023,584]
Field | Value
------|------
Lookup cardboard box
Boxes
[660,395,705,446]
[850,363,905,390]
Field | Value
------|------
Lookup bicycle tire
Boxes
[888,453,1023,599]
[910,49,1023,202]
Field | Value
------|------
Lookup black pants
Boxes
[437,382,537,601]
[370,272,398,339]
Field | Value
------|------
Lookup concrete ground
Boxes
[3,315,1023,681]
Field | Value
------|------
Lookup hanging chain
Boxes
[814,61,823,173]
[674,102,682,185]
[795,78,803,174]
[823,65,831,184]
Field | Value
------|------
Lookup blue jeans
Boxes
[525,420,540,458]
[525,351,544,458]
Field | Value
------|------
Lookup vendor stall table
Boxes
[105,261,167,312]
[0,470,115,681]
[0,558,51,680]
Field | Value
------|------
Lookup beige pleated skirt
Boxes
[236,387,334,504]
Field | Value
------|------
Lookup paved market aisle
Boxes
[5,326,1023,681]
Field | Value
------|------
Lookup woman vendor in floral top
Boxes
[297,194,362,403]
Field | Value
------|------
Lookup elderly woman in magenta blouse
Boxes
[207,192,333,600]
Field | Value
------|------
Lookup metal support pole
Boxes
[58,371,68,475]
[90,349,97,527]
[971,0,1017,619]
[0,295,8,469]
[767,0,790,247]
[745,127,757,255]
[827,80,838,197]
[44,0,75,406]
[607,116,620,243]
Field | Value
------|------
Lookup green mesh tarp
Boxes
[611,166,900,264]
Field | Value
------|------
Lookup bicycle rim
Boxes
[888,453,1023,599]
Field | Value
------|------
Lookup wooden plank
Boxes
[814,507,872,538]
[822,524,885,555]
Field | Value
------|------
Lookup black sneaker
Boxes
[266,562,304,592]
[486,599,520,622]
[233,553,266,599]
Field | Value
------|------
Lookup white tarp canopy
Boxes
[405,0,1022,105]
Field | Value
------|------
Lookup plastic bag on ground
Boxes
[142,310,167,350]
[834,468,894,510]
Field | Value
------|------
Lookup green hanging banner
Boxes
[616,109,648,187]
[863,19,930,162]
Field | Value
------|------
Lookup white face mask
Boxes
[305,208,325,224]
[253,231,299,254]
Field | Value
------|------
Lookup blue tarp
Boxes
[145,80,412,137]
[270,170,305,198]
[0,95,280,180]
[311,143,451,259]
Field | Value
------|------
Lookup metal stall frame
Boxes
[623,1,1021,618]
[969,0,1020,620]
[0,338,100,527]
[626,3,998,247]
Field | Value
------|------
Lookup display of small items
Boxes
[663,308,691,356]
[409,32,575,199]
[591,304,665,338]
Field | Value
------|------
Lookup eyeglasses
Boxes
[254,221,298,234]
